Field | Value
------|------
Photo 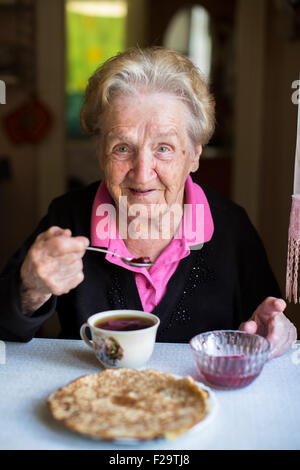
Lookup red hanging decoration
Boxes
[3,98,52,144]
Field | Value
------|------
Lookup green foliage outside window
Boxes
[66,7,126,137]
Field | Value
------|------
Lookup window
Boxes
[66,0,127,137]
[163,5,212,81]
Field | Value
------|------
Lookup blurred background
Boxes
[0,0,300,334]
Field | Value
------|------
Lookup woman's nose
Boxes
[129,152,155,183]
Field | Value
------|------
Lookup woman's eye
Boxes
[157,145,169,153]
[116,145,129,153]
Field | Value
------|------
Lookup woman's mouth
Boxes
[129,188,155,197]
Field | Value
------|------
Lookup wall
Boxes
[0,87,37,270]
[0,0,66,272]
[233,0,266,225]
[234,0,300,331]
[260,0,300,328]
[0,1,38,270]
[35,0,66,218]
[233,0,300,331]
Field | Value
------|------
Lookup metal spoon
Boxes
[86,246,153,267]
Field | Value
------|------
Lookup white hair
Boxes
[80,47,215,146]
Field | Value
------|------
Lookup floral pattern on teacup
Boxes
[95,336,124,366]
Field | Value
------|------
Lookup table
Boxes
[0,338,300,450]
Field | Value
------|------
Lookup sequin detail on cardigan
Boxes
[107,271,127,310]
[159,249,216,338]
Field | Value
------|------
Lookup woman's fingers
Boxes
[267,313,297,359]
[239,320,257,334]
[239,297,297,359]
[21,226,90,297]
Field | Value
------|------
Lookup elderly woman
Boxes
[0,47,297,357]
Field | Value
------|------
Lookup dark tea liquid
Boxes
[95,315,155,331]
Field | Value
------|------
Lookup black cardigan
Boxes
[0,181,281,343]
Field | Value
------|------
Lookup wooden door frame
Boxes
[36,0,66,219]
[233,0,266,228]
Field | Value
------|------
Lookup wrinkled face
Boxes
[99,92,202,217]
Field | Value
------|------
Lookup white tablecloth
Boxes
[0,338,299,450]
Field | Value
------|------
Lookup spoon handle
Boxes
[86,246,123,259]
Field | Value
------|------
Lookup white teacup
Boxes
[80,310,160,369]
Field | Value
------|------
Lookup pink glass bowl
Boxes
[190,330,270,389]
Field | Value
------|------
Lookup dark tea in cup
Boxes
[95,315,156,331]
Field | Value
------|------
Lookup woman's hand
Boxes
[20,226,89,314]
[239,297,297,359]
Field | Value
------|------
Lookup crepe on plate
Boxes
[48,368,210,441]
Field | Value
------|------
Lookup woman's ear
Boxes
[190,144,202,173]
